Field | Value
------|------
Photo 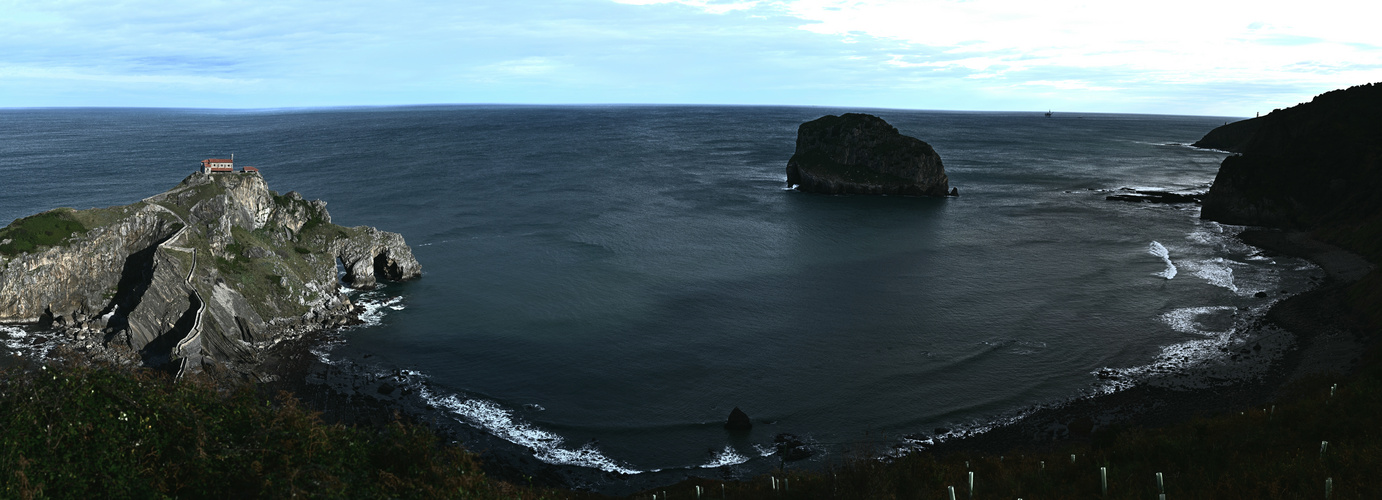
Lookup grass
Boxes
[0,356,573,499]
[0,209,87,257]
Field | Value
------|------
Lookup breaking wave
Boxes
[701,445,751,468]
[1148,241,1177,279]
[414,379,642,474]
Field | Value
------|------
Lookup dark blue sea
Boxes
[0,106,1316,476]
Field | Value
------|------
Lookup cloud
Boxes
[610,0,763,14]
[630,0,1382,90]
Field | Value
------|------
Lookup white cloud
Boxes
[629,0,1382,88]
[611,0,763,14]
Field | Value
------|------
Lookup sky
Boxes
[2,0,1380,116]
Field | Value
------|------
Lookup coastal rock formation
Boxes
[0,172,421,377]
[1200,83,1382,229]
[724,407,752,430]
[1191,117,1262,153]
[786,113,951,196]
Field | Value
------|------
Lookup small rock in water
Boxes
[773,433,814,461]
[724,407,752,430]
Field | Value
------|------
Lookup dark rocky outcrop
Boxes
[1191,117,1263,153]
[724,407,752,430]
[1105,188,1201,204]
[786,113,951,196]
[773,433,814,461]
[0,172,421,378]
[1199,83,1382,230]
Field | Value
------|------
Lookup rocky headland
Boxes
[1199,83,1382,235]
[786,113,953,196]
[0,171,420,378]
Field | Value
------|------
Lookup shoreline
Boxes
[247,225,1378,495]
[921,227,1376,458]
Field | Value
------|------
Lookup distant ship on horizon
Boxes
[1045,110,1052,118]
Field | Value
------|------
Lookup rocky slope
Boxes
[786,113,952,196]
[0,172,420,377]
[1199,83,1382,231]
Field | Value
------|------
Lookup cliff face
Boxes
[1200,83,1382,230]
[786,113,951,196]
[0,172,421,376]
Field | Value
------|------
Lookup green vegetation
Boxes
[0,209,87,257]
[0,358,571,499]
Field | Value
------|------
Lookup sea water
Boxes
[0,106,1317,475]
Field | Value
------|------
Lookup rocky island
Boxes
[0,171,420,378]
[786,113,953,196]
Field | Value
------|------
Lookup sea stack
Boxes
[724,407,752,430]
[786,113,951,196]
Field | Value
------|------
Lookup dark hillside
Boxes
[1200,83,1382,243]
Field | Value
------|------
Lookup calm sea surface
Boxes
[0,106,1315,474]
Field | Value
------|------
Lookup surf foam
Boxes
[701,445,751,468]
[414,381,640,474]
[1148,241,1177,279]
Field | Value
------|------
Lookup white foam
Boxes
[1148,241,1177,279]
[701,445,751,468]
[1187,258,1239,293]
[416,384,640,474]
[1159,306,1238,335]
[1,325,56,360]
[353,294,403,328]
[4,325,27,338]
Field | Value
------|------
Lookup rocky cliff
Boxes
[786,113,952,196]
[1200,83,1382,230]
[0,172,421,377]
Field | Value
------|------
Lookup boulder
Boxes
[724,407,752,430]
[786,113,950,196]
[773,433,814,461]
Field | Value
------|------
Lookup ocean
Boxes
[0,106,1317,478]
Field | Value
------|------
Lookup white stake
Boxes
[948,485,957,500]
[1071,454,1076,464]
[968,471,974,499]
[1330,384,1337,397]
[1326,477,1333,499]
[1156,472,1164,493]
[1321,440,1329,459]
[1040,460,1045,471]
[1100,466,1108,496]
[696,485,703,499]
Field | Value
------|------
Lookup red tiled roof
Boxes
[242,166,259,172]
[202,158,233,163]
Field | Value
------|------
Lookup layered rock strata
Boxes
[0,172,421,377]
[786,113,951,196]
